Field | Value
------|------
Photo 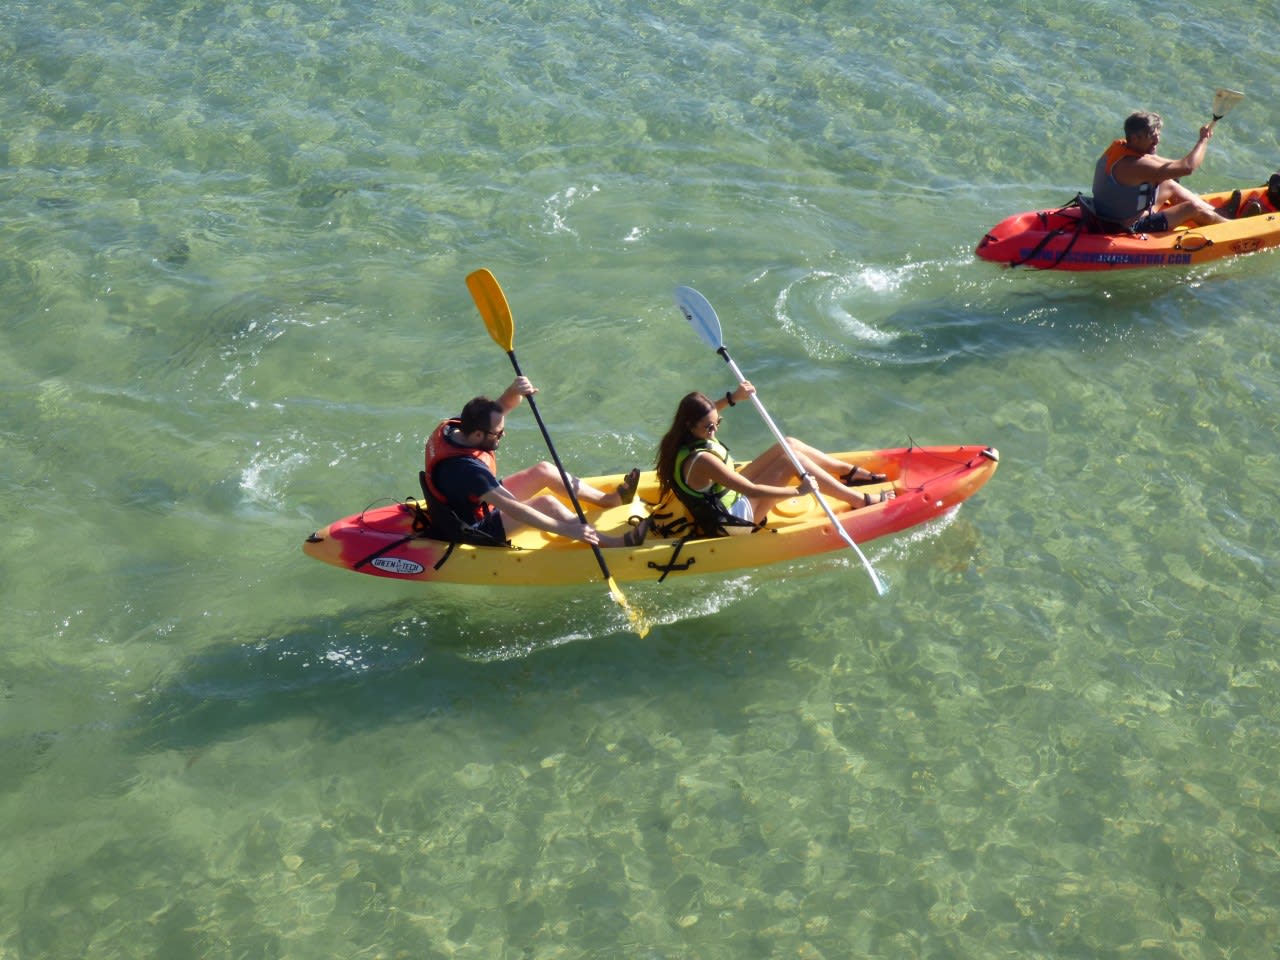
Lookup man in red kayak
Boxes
[422,376,645,547]
[1092,111,1237,231]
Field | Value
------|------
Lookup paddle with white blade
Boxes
[674,285,887,596]
[466,268,650,638]
[1209,88,1244,128]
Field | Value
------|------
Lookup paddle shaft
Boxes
[466,268,647,636]
[716,347,886,595]
[501,349,615,580]
[673,283,885,595]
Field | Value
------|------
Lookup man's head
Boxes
[458,397,506,450]
[1123,111,1163,153]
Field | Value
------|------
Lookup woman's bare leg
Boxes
[740,439,892,509]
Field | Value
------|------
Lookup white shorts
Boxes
[726,495,754,534]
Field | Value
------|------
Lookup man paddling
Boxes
[1092,110,1237,231]
[422,376,646,548]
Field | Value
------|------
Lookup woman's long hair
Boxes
[655,392,717,498]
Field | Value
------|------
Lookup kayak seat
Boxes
[415,469,509,548]
[1072,194,1131,235]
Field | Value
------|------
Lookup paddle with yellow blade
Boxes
[675,284,887,596]
[466,268,650,637]
[1209,88,1244,129]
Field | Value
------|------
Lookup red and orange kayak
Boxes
[302,444,999,586]
[976,187,1280,271]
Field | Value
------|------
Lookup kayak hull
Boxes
[976,187,1280,271]
[302,444,999,586]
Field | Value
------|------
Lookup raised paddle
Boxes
[466,268,650,637]
[674,285,887,596]
[1209,88,1244,128]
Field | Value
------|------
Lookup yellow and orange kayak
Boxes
[976,187,1280,271]
[302,444,999,586]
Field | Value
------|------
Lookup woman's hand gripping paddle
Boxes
[674,285,887,596]
[466,269,650,637]
[1209,88,1244,128]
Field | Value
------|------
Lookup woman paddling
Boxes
[654,381,893,537]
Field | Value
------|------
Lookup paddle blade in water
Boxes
[674,285,724,351]
[467,268,515,351]
[609,577,650,638]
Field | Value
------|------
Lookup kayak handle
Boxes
[1174,233,1212,252]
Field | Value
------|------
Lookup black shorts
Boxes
[475,511,507,542]
[1130,211,1169,233]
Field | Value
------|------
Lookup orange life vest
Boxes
[423,419,498,525]
[1100,139,1145,178]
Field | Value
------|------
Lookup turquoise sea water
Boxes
[4,0,1280,956]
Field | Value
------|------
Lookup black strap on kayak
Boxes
[1011,223,1080,269]
[643,519,778,584]
[626,506,692,582]
[354,535,414,570]
[1009,202,1080,269]
[647,507,692,539]
[647,537,696,583]
[432,540,459,571]
[406,497,431,534]
[399,496,463,570]
[1009,194,1132,269]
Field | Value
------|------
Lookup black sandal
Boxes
[859,489,892,507]
[623,515,650,547]
[616,468,641,504]
[842,466,887,486]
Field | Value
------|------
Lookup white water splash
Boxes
[540,184,600,236]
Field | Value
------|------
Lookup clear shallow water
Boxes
[4,0,1280,957]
